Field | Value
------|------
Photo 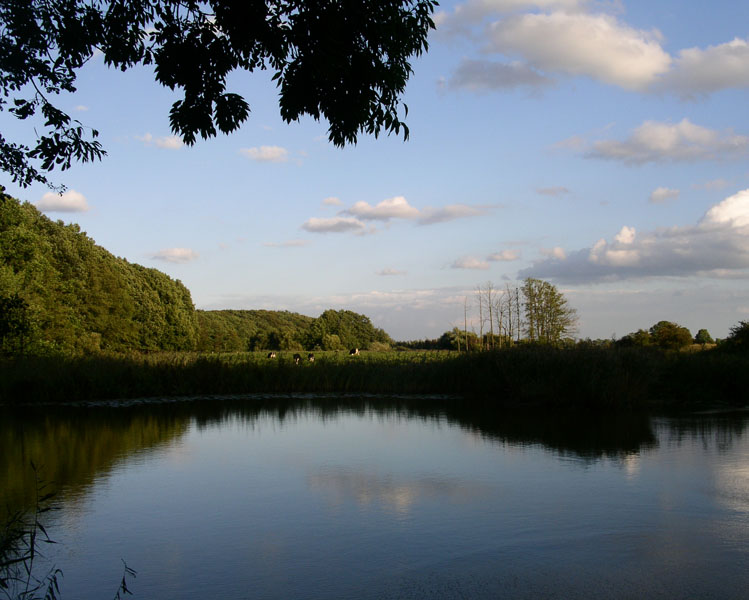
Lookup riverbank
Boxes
[1,347,747,408]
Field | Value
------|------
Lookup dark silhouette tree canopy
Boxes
[648,320,692,350]
[0,0,438,189]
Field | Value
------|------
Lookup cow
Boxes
[349,348,360,356]
[267,351,277,358]
[293,353,302,365]
[308,353,315,362]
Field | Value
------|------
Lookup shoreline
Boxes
[2,346,748,409]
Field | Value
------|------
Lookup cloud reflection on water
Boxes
[307,467,492,517]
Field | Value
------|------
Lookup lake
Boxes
[1,396,748,599]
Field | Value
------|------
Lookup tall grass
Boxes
[1,347,747,408]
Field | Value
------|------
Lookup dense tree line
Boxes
[0,190,392,355]
[0,190,198,354]
[196,308,392,352]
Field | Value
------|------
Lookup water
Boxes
[1,397,748,599]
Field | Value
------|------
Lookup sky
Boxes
[3,0,749,341]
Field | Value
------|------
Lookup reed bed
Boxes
[1,347,747,408]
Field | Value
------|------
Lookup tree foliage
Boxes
[521,278,578,345]
[195,308,392,352]
[0,0,438,189]
[648,320,692,350]
[694,328,714,346]
[196,309,315,351]
[722,321,749,352]
[0,189,198,353]
[0,292,32,355]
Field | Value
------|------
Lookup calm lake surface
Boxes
[2,397,748,599]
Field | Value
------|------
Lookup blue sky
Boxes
[4,0,749,341]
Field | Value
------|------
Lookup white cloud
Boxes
[239,145,289,162]
[487,249,520,261]
[377,268,407,276]
[340,196,489,226]
[435,0,588,33]
[541,246,567,260]
[36,190,90,213]
[537,186,570,196]
[347,196,421,221]
[649,187,680,204]
[520,189,749,283]
[263,239,310,248]
[439,1,749,99]
[447,58,553,91]
[152,248,199,263]
[702,189,749,228]
[451,256,490,270]
[136,132,183,149]
[322,196,343,206]
[74,105,89,112]
[301,216,365,234]
[658,37,749,96]
[587,119,749,164]
[614,225,636,244]
[486,12,670,91]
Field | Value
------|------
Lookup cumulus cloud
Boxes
[346,196,421,221]
[136,132,183,149]
[239,145,289,162]
[377,268,407,276]
[649,187,680,204]
[537,186,570,196]
[340,196,489,226]
[487,249,520,261]
[486,12,670,91]
[447,58,553,91]
[301,216,365,234]
[435,0,588,33]
[541,246,567,260]
[263,239,310,248]
[451,256,490,270]
[658,37,749,96]
[614,225,636,244]
[586,119,749,165]
[322,196,343,206]
[439,1,749,97]
[36,190,90,213]
[152,248,199,263]
[519,189,749,283]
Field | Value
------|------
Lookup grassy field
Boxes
[2,346,748,409]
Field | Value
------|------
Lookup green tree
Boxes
[616,329,651,348]
[313,309,380,350]
[648,321,692,350]
[0,293,32,355]
[0,192,198,353]
[521,278,578,345]
[723,321,749,352]
[1,0,437,189]
[694,328,714,346]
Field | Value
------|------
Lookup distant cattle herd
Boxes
[266,349,359,363]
